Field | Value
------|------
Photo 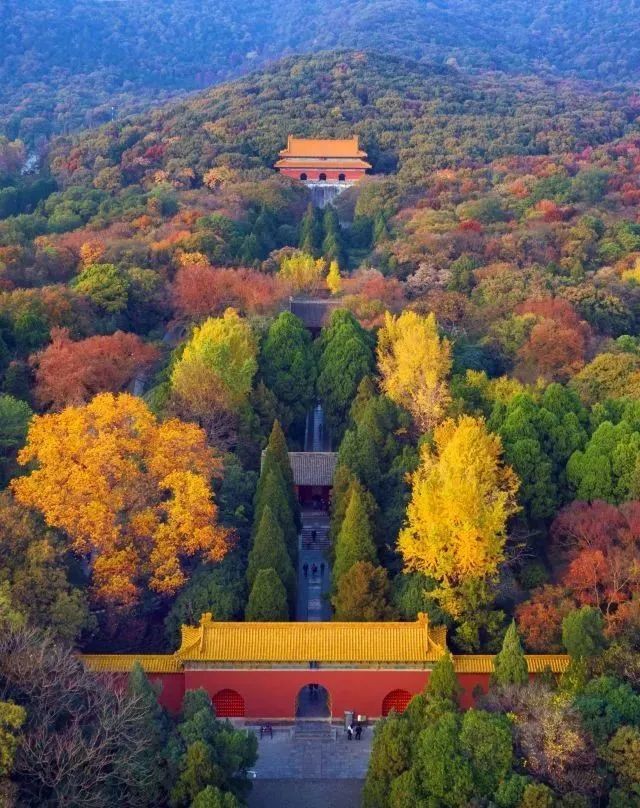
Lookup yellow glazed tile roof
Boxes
[453,655,569,674]
[279,136,368,159]
[177,613,446,664]
[81,619,568,674]
[82,654,183,674]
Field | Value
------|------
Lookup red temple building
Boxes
[275,136,371,184]
[83,614,569,720]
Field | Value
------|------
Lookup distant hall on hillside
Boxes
[275,136,371,184]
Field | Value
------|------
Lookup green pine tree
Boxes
[428,651,461,703]
[245,568,289,621]
[322,206,346,266]
[492,620,529,687]
[253,464,298,564]
[192,786,242,808]
[316,309,375,439]
[246,505,295,606]
[260,317,316,435]
[262,419,301,532]
[299,202,322,256]
[329,475,378,562]
[332,483,378,587]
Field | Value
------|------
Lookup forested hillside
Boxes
[3,50,640,803]
[2,0,640,144]
[47,51,638,191]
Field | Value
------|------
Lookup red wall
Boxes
[150,673,186,713]
[116,668,494,718]
[279,168,366,182]
[185,668,433,719]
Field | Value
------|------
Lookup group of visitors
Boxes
[346,721,363,741]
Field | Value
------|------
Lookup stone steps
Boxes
[294,722,335,742]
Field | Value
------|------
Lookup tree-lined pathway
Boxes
[296,510,331,621]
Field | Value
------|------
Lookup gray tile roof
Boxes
[289,298,341,329]
[288,452,338,487]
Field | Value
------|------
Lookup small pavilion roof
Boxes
[279,136,368,159]
[289,297,341,329]
[288,451,337,487]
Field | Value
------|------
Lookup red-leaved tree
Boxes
[172,264,285,319]
[32,328,159,410]
[516,297,590,382]
[517,500,640,649]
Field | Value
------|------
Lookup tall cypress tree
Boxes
[260,320,316,437]
[299,203,322,256]
[245,568,289,621]
[253,464,298,564]
[322,206,346,267]
[316,309,375,439]
[428,651,461,703]
[246,505,295,607]
[492,620,529,687]
[333,483,378,587]
[262,420,301,533]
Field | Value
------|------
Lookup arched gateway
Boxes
[83,614,570,719]
[296,684,331,718]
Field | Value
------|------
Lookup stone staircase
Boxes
[300,517,330,551]
[294,721,335,742]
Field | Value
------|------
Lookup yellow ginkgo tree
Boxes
[398,415,520,618]
[376,310,452,432]
[12,393,230,607]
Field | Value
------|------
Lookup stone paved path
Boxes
[296,511,331,622]
[248,779,363,808]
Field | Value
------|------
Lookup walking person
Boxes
[311,563,318,577]
[347,723,354,741]
[355,722,362,741]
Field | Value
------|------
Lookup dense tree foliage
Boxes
[4,4,640,145]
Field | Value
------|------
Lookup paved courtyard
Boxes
[250,725,372,780]
[248,779,363,807]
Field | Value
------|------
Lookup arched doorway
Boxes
[213,688,245,717]
[296,683,330,718]
[382,689,412,716]
[338,173,346,181]
[319,173,327,181]
[300,173,307,180]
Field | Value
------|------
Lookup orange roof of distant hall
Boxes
[279,136,368,159]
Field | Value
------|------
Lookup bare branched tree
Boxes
[0,628,156,807]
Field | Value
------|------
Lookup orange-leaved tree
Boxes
[398,415,519,617]
[12,393,229,606]
[376,310,452,432]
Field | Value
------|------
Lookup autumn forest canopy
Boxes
[2,26,640,808]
